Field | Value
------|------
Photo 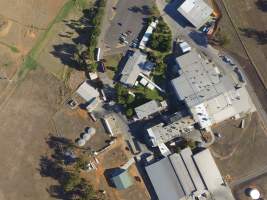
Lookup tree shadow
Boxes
[38,135,79,199]
[255,0,267,12]
[239,27,267,45]
[50,7,100,71]
[128,5,153,15]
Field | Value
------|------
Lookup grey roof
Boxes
[145,157,186,200]
[171,50,235,107]
[134,100,167,119]
[120,50,151,86]
[169,154,195,196]
[145,148,235,200]
[193,149,235,200]
[76,81,99,102]
[111,170,133,190]
[177,0,213,28]
[147,116,195,147]
[180,148,205,192]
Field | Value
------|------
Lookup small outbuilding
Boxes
[110,169,133,190]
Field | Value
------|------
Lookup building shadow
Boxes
[163,0,192,28]
[188,31,208,47]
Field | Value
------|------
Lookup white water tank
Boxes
[76,139,86,147]
[249,188,260,200]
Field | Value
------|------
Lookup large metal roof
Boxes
[177,0,213,28]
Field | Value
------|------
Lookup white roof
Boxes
[139,20,158,49]
[76,81,99,102]
[171,50,255,128]
[147,83,155,90]
[140,78,148,86]
[147,116,195,147]
[179,42,191,53]
[120,51,153,86]
[178,0,213,28]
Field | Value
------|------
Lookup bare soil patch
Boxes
[0,67,69,200]
[220,0,267,87]
[211,113,267,184]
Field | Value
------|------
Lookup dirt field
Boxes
[233,173,267,200]
[85,137,150,200]
[211,113,267,186]
[219,0,267,88]
[0,67,69,200]
[0,0,67,79]
[53,107,111,152]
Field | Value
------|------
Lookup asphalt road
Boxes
[102,0,153,56]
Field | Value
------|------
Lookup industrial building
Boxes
[134,100,167,119]
[171,50,255,129]
[145,148,235,200]
[120,50,154,87]
[146,115,195,147]
[177,0,213,29]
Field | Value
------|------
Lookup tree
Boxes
[126,108,134,118]
[75,156,89,171]
[73,43,87,68]
[63,172,81,192]
[79,179,98,200]
[87,62,98,72]
[126,95,135,104]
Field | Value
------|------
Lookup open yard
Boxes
[233,173,267,200]
[0,0,67,79]
[85,137,151,200]
[220,0,267,88]
[0,67,69,200]
[210,113,267,190]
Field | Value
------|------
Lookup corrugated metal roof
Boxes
[145,157,186,200]
[76,81,99,102]
[169,154,195,195]
[177,0,213,28]
[111,170,133,190]
[180,148,206,191]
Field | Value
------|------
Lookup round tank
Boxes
[82,133,91,141]
[76,139,86,147]
[249,188,260,200]
[86,127,96,135]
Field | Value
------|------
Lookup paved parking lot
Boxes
[103,0,153,56]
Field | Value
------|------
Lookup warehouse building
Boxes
[120,50,154,87]
[171,50,255,129]
[177,0,213,29]
[145,148,235,200]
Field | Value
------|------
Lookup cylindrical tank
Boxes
[86,127,96,135]
[249,188,260,200]
[82,133,91,141]
[76,139,86,147]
